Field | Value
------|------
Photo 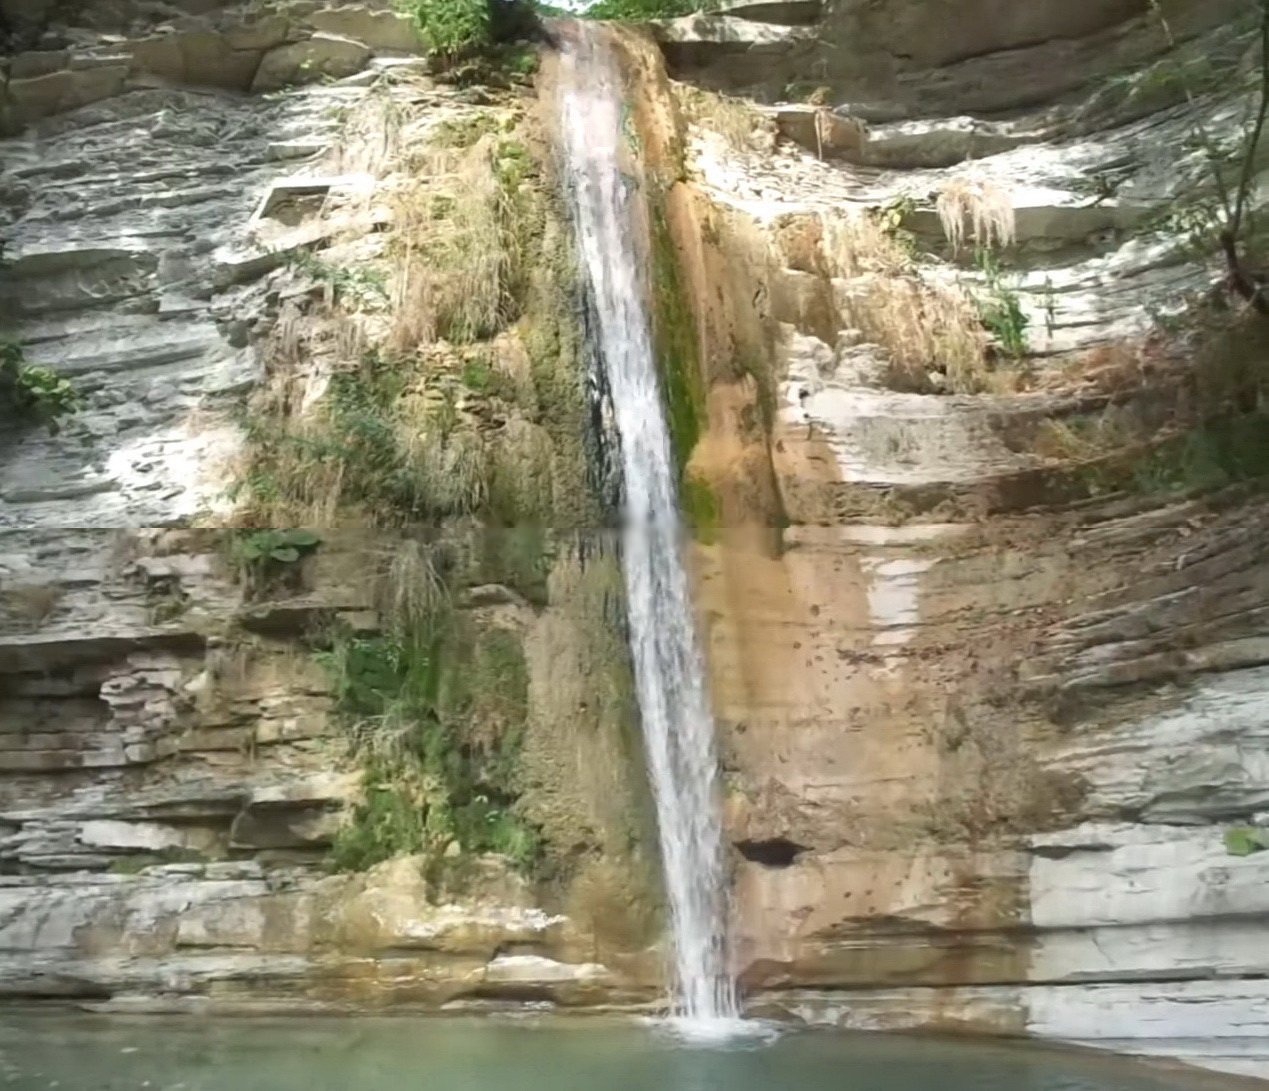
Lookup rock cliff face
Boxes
[636,0,1269,1081]
[0,525,662,1010]
[1,1,663,1013]
[2,0,1269,1083]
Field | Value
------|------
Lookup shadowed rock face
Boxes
[652,0,1243,110]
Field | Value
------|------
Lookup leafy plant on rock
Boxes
[1225,825,1269,856]
[320,607,543,881]
[396,0,537,64]
[231,529,322,597]
[974,249,1029,358]
[1,340,79,434]
[291,252,389,311]
[398,0,490,58]
[1142,0,1269,314]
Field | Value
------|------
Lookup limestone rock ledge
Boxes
[0,858,650,1012]
[0,529,662,1012]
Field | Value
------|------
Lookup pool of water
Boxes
[0,1014,1225,1091]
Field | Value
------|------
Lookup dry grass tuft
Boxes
[936,171,1017,253]
[673,83,777,155]
[228,88,546,531]
[388,133,521,351]
[822,211,992,392]
[1034,406,1142,461]
[379,538,451,638]
[402,424,491,515]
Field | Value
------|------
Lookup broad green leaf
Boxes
[1224,826,1269,856]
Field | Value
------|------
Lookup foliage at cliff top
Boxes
[395,0,538,60]
[582,0,703,19]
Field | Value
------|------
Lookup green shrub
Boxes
[584,0,701,19]
[1,340,79,434]
[396,0,537,62]
[231,348,494,525]
[291,252,389,311]
[404,0,491,59]
[330,771,429,872]
[231,529,322,597]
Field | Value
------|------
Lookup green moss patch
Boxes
[321,606,543,879]
[680,473,720,544]
[648,206,706,482]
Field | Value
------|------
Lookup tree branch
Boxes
[1231,0,1269,241]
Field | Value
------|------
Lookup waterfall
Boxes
[556,24,739,1029]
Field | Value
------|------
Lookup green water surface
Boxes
[0,1015,1226,1091]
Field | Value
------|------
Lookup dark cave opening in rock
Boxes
[735,837,807,867]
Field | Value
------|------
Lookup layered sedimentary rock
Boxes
[0,527,661,1010]
[0,1,663,1012]
[0,5,427,525]
[2,0,1268,1082]
[637,0,1269,1081]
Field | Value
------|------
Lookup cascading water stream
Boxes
[556,24,740,1031]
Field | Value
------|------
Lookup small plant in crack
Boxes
[231,529,323,598]
[973,249,1030,358]
[1,340,80,434]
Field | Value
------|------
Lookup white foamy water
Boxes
[556,23,739,1028]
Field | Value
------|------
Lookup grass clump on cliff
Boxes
[230,344,495,526]
[1051,411,1269,500]
[672,84,776,155]
[821,211,1003,394]
[1036,316,1269,501]
[393,131,533,346]
[320,545,542,878]
[229,120,551,528]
